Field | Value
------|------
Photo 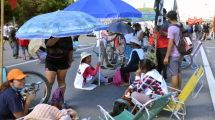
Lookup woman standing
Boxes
[44,37,73,98]
[0,69,36,119]
[18,39,34,61]
[201,23,209,41]
[133,23,144,46]
[120,37,144,86]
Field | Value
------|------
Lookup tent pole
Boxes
[0,0,4,86]
[98,30,100,86]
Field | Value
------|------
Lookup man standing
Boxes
[164,11,183,92]
[9,24,19,59]
[3,23,12,50]
[197,22,202,40]
[195,23,199,40]
[184,22,190,30]
[154,8,170,80]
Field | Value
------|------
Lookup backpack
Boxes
[50,87,64,107]
[109,99,132,117]
[173,23,193,55]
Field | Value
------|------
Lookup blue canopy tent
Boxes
[63,0,142,18]
[63,0,142,86]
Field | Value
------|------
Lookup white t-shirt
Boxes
[124,33,133,44]
[134,29,144,45]
[3,26,8,37]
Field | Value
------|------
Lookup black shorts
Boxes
[45,61,69,72]
[3,36,9,41]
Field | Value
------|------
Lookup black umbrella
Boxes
[107,22,134,34]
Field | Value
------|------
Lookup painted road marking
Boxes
[201,46,215,112]
[5,46,94,68]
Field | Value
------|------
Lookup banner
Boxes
[188,18,202,25]
[122,8,156,22]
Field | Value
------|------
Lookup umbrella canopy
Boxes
[28,39,43,55]
[63,0,142,18]
[16,10,107,39]
[107,22,134,34]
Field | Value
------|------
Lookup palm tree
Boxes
[26,23,33,32]
[54,23,60,32]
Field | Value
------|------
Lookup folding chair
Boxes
[98,92,177,120]
[190,41,203,69]
[163,66,204,120]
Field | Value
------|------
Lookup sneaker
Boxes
[29,57,34,60]
[100,66,107,69]
[40,98,45,103]
[23,58,26,61]
[13,56,17,59]
[106,64,113,68]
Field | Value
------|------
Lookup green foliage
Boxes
[1,0,72,24]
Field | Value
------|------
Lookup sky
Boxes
[123,0,215,21]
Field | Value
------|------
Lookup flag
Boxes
[154,0,164,33]
[7,0,17,9]
[173,0,180,22]
[213,14,215,32]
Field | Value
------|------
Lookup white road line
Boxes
[5,46,94,68]
[76,46,94,51]
[206,47,215,48]
[88,43,96,44]
[5,60,38,68]
[200,46,215,112]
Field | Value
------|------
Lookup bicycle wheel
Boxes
[106,42,112,60]
[114,34,126,55]
[23,71,51,110]
[181,54,193,69]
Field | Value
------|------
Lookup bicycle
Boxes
[181,54,193,69]
[21,71,51,110]
[106,34,127,69]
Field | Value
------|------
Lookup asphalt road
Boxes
[1,37,214,120]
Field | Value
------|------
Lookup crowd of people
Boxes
[0,9,203,119]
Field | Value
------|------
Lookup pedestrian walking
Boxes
[154,8,170,80]
[9,24,19,59]
[198,22,202,40]
[3,23,12,50]
[201,23,210,41]
[164,11,183,92]
[184,22,190,30]
[195,23,199,40]
[18,39,34,61]
[43,36,73,101]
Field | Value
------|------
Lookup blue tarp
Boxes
[63,0,142,18]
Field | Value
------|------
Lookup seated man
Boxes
[120,37,144,86]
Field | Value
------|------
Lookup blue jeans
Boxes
[12,41,19,57]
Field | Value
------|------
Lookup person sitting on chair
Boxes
[74,52,113,88]
[0,69,36,119]
[120,37,144,86]
[124,59,168,104]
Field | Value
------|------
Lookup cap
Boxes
[167,11,177,19]
[7,69,29,81]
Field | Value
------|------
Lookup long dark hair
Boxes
[0,80,25,103]
[133,23,141,36]
[139,59,156,72]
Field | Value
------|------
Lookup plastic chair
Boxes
[98,92,176,120]
[163,66,204,120]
